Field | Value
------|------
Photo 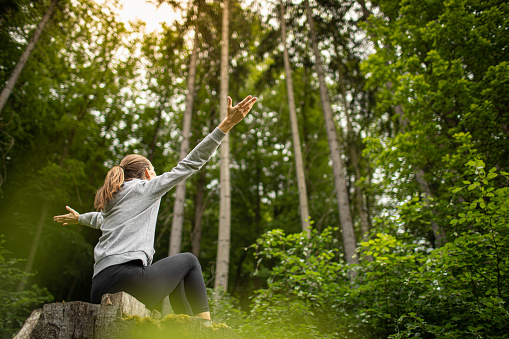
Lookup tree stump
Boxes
[14,292,239,339]
[14,301,99,339]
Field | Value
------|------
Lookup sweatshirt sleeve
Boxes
[78,212,104,229]
[141,128,226,198]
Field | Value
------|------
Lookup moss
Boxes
[211,322,230,331]
[119,314,238,339]
[160,313,193,324]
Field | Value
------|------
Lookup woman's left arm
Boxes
[53,206,103,229]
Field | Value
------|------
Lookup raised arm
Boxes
[141,95,257,198]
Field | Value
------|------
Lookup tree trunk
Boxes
[191,170,206,257]
[415,169,446,246]
[280,1,311,236]
[335,61,370,241]
[357,0,371,20]
[0,0,59,115]
[169,26,199,256]
[16,200,49,292]
[215,0,231,291]
[0,128,14,189]
[304,0,359,265]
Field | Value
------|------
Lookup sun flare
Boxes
[96,0,182,32]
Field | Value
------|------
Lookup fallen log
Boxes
[15,292,238,339]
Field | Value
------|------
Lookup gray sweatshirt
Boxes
[78,128,226,278]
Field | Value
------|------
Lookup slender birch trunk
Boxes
[169,28,199,256]
[280,2,310,236]
[215,0,231,291]
[0,0,59,115]
[304,0,358,265]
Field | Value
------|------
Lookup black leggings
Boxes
[91,252,209,315]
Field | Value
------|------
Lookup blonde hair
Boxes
[94,154,151,211]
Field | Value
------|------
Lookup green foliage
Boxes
[238,161,509,338]
[240,227,353,338]
[354,161,508,338]
[1,0,507,337]
[0,238,53,338]
[359,0,509,259]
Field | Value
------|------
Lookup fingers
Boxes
[229,95,257,109]
[243,97,257,109]
[53,214,68,222]
[241,98,257,116]
[236,95,253,107]
[66,206,78,216]
[54,206,79,225]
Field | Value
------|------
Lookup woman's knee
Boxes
[180,252,200,268]
[185,252,200,267]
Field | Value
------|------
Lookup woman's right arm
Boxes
[142,128,226,198]
[142,95,257,199]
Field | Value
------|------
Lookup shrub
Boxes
[0,238,53,338]
[238,159,509,338]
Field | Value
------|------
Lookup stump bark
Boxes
[14,292,239,339]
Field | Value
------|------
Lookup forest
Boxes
[0,0,508,337]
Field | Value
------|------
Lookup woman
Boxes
[53,95,257,320]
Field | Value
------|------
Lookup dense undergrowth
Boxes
[209,160,509,338]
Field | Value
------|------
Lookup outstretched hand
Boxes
[218,95,257,133]
[53,206,80,226]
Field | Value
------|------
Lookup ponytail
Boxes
[94,154,151,211]
[94,166,124,211]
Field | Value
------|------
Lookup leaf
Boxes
[468,183,479,191]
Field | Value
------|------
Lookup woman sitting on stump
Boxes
[53,95,257,320]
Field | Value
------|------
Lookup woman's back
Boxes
[94,178,162,276]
